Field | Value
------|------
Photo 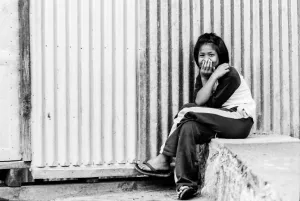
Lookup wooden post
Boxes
[19,0,31,161]
[5,169,24,187]
[1,162,32,186]
[4,168,34,187]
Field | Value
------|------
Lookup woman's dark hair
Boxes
[193,33,229,67]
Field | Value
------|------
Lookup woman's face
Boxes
[198,43,219,68]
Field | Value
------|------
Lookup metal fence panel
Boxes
[31,0,138,178]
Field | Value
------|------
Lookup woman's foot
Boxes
[177,186,198,200]
[139,154,170,171]
[134,154,172,177]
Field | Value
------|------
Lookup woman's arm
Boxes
[195,63,231,106]
[195,75,218,105]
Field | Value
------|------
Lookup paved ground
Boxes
[53,190,207,201]
[0,177,212,201]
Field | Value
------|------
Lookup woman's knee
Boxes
[180,121,214,144]
[180,121,199,137]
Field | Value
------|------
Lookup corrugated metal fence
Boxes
[30,0,139,177]
[30,0,299,178]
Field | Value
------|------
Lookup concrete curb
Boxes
[200,135,300,201]
[201,141,280,201]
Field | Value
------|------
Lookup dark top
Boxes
[193,67,241,108]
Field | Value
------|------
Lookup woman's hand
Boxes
[200,59,214,78]
[211,63,230,79]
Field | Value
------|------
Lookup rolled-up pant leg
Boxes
[162,121,214,191]
[174,121,214,191]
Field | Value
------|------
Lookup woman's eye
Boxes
[209,54,214,57]
[199,55,204,57]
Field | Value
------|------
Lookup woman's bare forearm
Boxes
[195,75,218,105]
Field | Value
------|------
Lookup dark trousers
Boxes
[160,104,253,190]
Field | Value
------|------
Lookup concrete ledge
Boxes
[31,164,140,179]
[212,134,300,144]
[201,135,300,201]
[0,161,30,169]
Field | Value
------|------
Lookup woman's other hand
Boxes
[211,63,230,79]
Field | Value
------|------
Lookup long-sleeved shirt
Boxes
[194,67,256,119]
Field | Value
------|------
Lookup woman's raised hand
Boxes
[200,59,214,78]
[211,63,230,79]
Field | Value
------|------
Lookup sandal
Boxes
[134,161,172,177]
[177,186,197,200]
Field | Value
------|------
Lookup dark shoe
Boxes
[177,186,197,200]
[134,161,172,177]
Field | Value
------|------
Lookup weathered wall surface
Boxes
[0,0,21,161]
